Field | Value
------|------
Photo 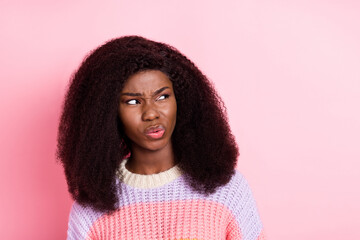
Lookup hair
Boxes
[56,36,239,212]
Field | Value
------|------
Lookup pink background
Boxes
[1,0,359,239]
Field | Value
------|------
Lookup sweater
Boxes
[67,159,265,240]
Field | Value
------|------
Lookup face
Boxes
[118,70,177,152]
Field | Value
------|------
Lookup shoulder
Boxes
[67,201,104,240]
[224,169,260,213]
[214,169,254,204]
[215,169,265,240]
[207,169,259,215]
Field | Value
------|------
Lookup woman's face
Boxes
[118,70,177,152]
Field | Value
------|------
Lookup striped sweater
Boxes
[67,159,265,239]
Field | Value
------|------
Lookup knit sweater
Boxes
[67,159,265,240]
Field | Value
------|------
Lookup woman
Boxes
[57,36,265,239]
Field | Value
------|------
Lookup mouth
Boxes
[144,125,165,140]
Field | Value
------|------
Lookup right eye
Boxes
[126,99,140,105]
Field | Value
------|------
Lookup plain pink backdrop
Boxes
[1,0,359,239]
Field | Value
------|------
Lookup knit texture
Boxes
[67,159,265,240]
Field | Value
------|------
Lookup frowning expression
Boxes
[118,70,177,152]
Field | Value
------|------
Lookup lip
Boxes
[144,125,164,134]
[144,125,165,139]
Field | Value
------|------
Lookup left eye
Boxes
[157,94,169,101]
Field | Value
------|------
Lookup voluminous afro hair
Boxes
[57,36,239,212]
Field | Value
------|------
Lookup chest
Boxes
[87,199,233,240]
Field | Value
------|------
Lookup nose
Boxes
[141,102,160,121]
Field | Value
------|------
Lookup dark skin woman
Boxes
[57,36,265,239]
[119,70,177,174]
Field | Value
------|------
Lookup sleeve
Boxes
[226,171,266,240]
[67,202,99,240]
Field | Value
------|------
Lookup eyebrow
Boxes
[121,86,170,97]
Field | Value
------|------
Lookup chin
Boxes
[143,139,171,152]
[145,143,167,152]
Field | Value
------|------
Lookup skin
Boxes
[118,70,177,175]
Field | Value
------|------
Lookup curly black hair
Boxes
[56,36,239,212]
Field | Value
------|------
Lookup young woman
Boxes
[57,36,265,239]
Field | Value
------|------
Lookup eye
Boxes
[157,94,170,101]
[126,99,140,105]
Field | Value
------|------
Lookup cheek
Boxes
[169,101,177,125]
[119,110,137,133]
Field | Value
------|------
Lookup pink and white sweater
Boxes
[67,159,265,239]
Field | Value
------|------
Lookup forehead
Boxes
[121,70,173,93]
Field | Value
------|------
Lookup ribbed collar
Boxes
[117,158,182,189]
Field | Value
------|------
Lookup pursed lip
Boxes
[144,125,165,134]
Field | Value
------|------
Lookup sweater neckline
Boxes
[117,158,182,189]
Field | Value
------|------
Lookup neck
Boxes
[118,158,182,189]
[126,141,176,175]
